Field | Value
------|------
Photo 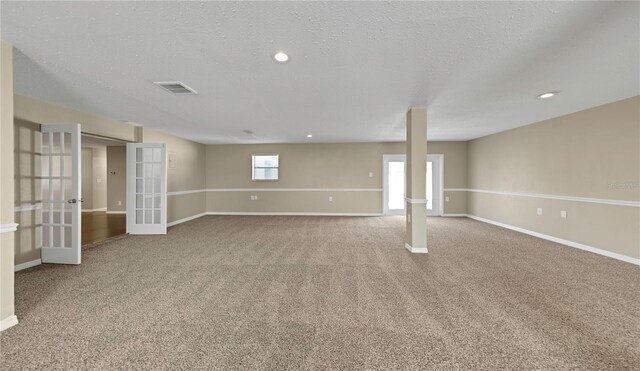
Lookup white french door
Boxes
[126,143,167,235]
[383,154,443,216]
[383,155,406,215]
[41,124,81,264]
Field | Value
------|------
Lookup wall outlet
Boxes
[368,172,373,178]
[329,196,333,202]
[560,210,567,219]
[118,201,122,206]
[445,196,450,202]
[536,207,543,216]
[96,178,102,183]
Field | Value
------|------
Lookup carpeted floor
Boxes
[1,216,639,370]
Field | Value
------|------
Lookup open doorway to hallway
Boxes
[81,135,127,245]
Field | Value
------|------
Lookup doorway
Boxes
[80,134,128,246]
[383,154,443,216]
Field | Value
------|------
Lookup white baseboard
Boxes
[0,315,18,332]
[442,213,466,217]
[404,243,428,254]
[15,258,42,272]
[167,212,207,227]
[206,212,384,217]
[466,214,640,266]
[106,211,126,214]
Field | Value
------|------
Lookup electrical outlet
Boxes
[254,195,258,200]
[96,178,102,183]
[560,210,567,219]
[329,196,333,202]
[368,172,373,178]
[536,207,543,216]
[445,196,450,202]
[118,201,122,206]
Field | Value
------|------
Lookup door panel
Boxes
[383,155,406,215]
[41,124,81,264]
[127,143,167,234]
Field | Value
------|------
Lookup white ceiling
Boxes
[1,1,638,144]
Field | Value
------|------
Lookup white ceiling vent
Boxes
[153,81,198,95]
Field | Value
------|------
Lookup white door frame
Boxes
[427,154,444,216]
[382,154,444,216]
[41,124,82,264]
[382,154,406,215]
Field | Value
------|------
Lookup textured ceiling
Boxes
[1,1,638,144]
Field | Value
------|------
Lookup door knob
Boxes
[67,199,77,204]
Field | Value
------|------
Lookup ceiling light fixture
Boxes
[273,51,289,63]
[537,92,556,99]
[307,134,313,138]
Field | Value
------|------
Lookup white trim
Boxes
[405,198,428,204]
[167,189,205,196]
[442,213,466,217]
[15,259,42,272]
[15,203,41,212]
[404,243,428,254]
[466,214,640,265]
[167,212,207,227]
[0,315,18,332]
[442,188,639,208]
[0,223,19,233]
[206,212,383,217]
[106,211,126,214]
[206,188,383,192]
[82,208,107,212]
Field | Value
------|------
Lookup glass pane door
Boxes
[127,143,167,234]
[41,124,81,264]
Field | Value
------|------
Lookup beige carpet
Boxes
[1,216,639,369]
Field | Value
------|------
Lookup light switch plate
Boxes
[560,210,567,218]
[537,207,543,216]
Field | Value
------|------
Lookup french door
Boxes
[383,155,406,215]
[383,154,443,216]
[126,143,167,235]
[41,124,81,264]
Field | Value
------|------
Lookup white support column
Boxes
[0,41,18,331]
[405,108,428,253]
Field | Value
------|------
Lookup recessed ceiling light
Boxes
[273,52,289,63]
[307,134,313,138]
[538,92,556,99]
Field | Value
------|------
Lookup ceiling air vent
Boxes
[153,81,198,95]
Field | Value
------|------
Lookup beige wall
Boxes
[1,41,16,328]
[205,141,467,215]
[467,96,640,259]
[15,95,137,142]
[106,146,126,212]
[81,148,94,210]
[14,119,41,266]
[92,148,107,210]
[143,128,206,223]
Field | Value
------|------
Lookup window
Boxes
[252,154,279,181]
